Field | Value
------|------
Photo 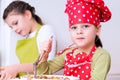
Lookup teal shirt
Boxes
[37,47,111,80]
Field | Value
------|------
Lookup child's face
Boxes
[69,23,101,49]
[5,11,32,37]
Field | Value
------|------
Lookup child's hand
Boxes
[39,36,53,63]
[0,65,18,80]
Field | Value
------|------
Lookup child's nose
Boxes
[12,27,19,33]
[77,28,83,34]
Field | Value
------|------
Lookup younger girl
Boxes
[0,0,56,79]
[36,0,112,80]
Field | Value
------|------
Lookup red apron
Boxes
[64,46,96,80]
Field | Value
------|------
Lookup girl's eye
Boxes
[82,25,89,29]
[12,21,18,25]
[71,26,78,30]
[14,21,18,25]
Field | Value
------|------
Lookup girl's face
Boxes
[5,11,33,37]
[69,23,101,49]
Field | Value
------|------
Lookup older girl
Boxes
[0,0,56,79]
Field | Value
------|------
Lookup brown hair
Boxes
[95,35,103,47]
[3,0,43,25]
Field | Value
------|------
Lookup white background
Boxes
[0,0,120,75]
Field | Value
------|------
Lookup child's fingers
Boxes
[0,71,5,80]
[40,36,53,52]
[0,67,4,78]
[49,36,53,47]
[0,67,4,70]
[49,36,53,44]
[47,36,53,52]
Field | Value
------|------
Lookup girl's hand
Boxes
[40,36,53,62]
[0,65,18,80]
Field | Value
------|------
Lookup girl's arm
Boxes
[0,63,33,80]
[37,25,56,60]
[36,53,66,75]
[36,35,62,75]
[90,48,111,80]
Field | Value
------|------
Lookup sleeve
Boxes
[90,49,111,80]
[37,25,57,60]
[36,52,66,75]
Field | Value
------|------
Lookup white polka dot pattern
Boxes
[65,0,111,27]
[64,46,97,80]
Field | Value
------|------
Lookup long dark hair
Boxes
[3,0,43,25]
[95,35,103,47]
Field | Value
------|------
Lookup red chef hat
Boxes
[65,0,112,27]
